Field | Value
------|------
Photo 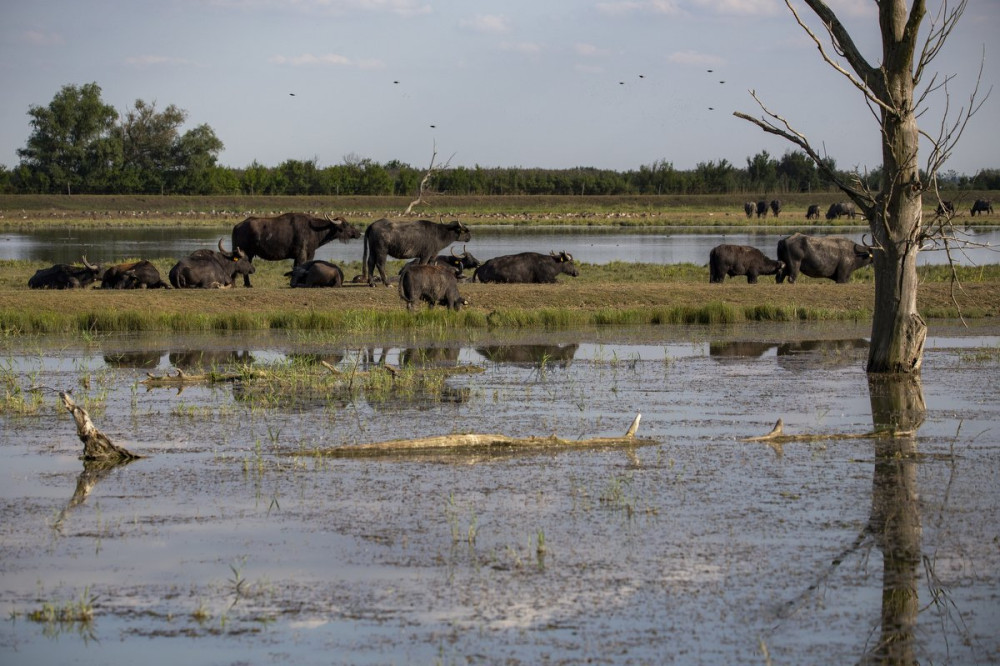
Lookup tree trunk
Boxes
[867,2,927,374]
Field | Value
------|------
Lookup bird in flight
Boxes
[289,93,296,96]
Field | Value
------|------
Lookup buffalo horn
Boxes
[81,255,98,270]
[451,246,462,258]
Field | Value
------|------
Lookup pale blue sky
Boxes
[1,0,997,175]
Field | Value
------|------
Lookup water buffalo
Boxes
[473,251,579,284]
[231,212,360,286]
[806,204,821,220]
[168,240,255,289]
[433,246,481,279]
[935,201,955,216]
[100,260,170,289]
[755,200,768,218]
[28,257,102,289]
[397,264,467,311]
[363,218,472,287]
[825,201,857,220]
[285,260,345,288]
[743,201,755,218]
[709,245,784,284]
[776,233,872,284]
[970,199,993,216]
[769,199,782,217]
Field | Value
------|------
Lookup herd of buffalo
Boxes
[25,198,995,308]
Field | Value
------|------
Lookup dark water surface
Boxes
[1,321,998,664]
[3,225,998,266]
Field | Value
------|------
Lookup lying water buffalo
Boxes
[398,264,467,311]
[169,240,255,289]
[970,199,993,216]
[743,201,755,218]
[231,212,360,287]
[935,201,955,216]
[101,260,170,289]
[755,200,768,218]
[769,199,782,217]
[825,201,857,220]
[473,251,579,284]
[28,257,102,289]
[285,260,345,288]
[363,218,472,287]
[709,244,784,284]
[806,204,821,220]
[432,246,481,279]
[776,233,873,283]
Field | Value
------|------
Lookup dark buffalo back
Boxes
[101,260,168,289]
[474,251,578,284]
[286,260,345,288]
[397,264,466,310]
[28,258,102,289]
[363,218,472,286]
[777,233,872,283]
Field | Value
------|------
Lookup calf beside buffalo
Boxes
[709,245,784,284]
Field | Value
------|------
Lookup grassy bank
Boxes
[3,193,996,229]
[2,259,998,335]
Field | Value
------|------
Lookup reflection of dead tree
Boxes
[53,459,136,532]
[403,141,455,215]
[61,392,141,462]
[307,414,653,459]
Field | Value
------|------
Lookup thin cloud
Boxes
[575,43,610,57]
[689,0,780,15]
[459,14,510,33]
[596,1,683,16]
[499,42,542,56]
[206,0,431,17]
[667,50,724,67]
[269,53,385,69]
[22,30,64,46]
[125,55,198,67]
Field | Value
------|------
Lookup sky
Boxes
[1,0,998,176]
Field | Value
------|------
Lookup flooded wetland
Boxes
[2,321,999,664]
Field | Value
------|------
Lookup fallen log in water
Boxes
[742,418,905,456]
[307,414,655,459]
[60,392,142,462]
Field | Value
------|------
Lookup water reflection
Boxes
[54,459,138,532]
[103,350,165,369]
[864,375,926,664]
[709,341,775,359]
[168,349,255,370]
[476,343,579,367]
[709,338,869,370]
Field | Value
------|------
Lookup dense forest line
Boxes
[4,82,999,198]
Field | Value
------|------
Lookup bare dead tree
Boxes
[403,141,455,215]
[734,0,989,375]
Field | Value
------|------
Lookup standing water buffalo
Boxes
[28,257,102,289]
[231,212,360,287]
[398,264,467,311]
[970,199,993,216]
[362,218,472,287]
[101,260,170,289]
[769,199,782,217]
[755,200,768,218]
[776,233,873,284]
[709,245,784,284]
[825,201,857,220]
[169,240,255,289]
[285,260,345,288]
[935,201,955,216]
[473,251,579,284]
[743,201,755,218]
[806,204,821,220]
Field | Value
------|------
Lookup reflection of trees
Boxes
[476,344,578,367]
[863,374,925,665]
[103,351,164,368]
[168,349,254,370]
[708,341,776,359]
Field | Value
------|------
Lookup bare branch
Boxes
[915,0,968,84]
[403,142,455,216]
[790,0,892,112]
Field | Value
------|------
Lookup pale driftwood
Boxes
[742,418,910,447]
[61,392,142,462]
[140,368,251,387]
[310,414,655,459]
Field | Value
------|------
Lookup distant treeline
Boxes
[5,155,999,198]
[6,83,999,197]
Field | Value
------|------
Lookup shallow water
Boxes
[3,225,998,266]
[1,321,999,664]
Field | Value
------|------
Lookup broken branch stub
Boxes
[60,392,142,462]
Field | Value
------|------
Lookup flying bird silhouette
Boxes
[707,69,713,73]
[289,93,296,96]
[430,124,436,128]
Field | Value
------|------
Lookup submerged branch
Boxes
[742,418,914,449]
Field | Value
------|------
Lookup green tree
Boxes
[168,123,224,193]
[745,150,779,192]
[17,82,118,194]
[777,150,819,192]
